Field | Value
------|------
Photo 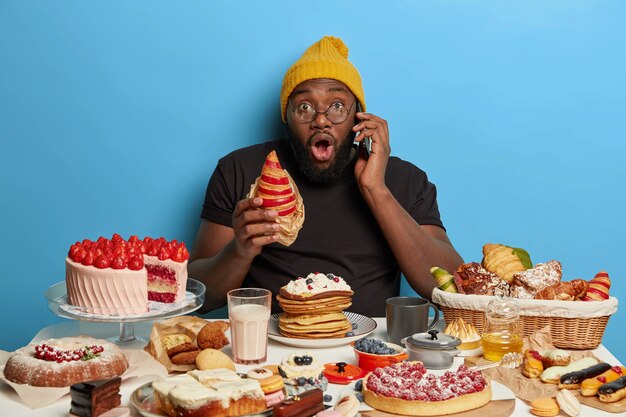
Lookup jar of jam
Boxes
[481,297,523,361]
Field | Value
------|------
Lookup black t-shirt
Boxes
[201,140,444,316]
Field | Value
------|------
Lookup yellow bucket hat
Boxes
[280,36,366,122]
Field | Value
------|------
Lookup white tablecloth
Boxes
[0,318,622,416]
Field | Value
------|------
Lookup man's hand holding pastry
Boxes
[232,197,280,258]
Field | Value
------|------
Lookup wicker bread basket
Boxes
[432,288,618,349]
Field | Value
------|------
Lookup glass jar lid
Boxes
[404,330,461,349]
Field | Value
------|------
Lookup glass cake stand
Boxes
[45,278,206,347]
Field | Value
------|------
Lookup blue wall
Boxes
[1,1,624,362]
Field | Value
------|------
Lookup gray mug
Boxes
[386,297,440,345]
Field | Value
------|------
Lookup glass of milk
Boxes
[227,288,271,364]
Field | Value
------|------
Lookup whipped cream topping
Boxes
[188,369,241,387]
[283,272,351,295]
[152,374,202,396]
[168,384,230,409]
[279,352,324,381]
[213,379,264,400]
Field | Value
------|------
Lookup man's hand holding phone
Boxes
[352,107,390,194]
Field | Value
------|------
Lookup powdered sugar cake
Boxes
[4,336,128,387]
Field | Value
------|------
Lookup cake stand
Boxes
[44,278,206,347]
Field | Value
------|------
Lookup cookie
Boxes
[530,397,560,417]
[170,349,201,365]
[161,334,192,351]
[195,348,235,371]
[166,342,198,358]
[197,320,230,350]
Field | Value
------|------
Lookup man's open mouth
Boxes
[309,135,335,162]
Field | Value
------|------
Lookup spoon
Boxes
[471,352,523,371]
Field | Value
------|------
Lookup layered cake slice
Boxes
[69,377,122,417]
[66,234,189,315]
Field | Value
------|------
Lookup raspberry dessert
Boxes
[3,336,128,387]
[363,362,491,416]
[66,234,189,315]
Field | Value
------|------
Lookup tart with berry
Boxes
[363,362,492,416]
[3,336,128,387]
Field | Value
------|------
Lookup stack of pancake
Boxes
[277,273,354,339]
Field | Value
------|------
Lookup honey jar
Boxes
[481,297,523,362]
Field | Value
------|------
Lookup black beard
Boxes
[287,130,355,185]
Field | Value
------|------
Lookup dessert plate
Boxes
[130,382,272,417]
[268,311,376,348]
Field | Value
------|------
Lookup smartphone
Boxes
[355,103,371,156]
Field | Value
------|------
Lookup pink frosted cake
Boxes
[66,234,189,315]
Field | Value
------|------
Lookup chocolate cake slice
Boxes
[70,377,121,417]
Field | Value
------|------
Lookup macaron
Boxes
[247,368,274,380]
[265,389,286,408]
[530,397,560,417]
[556,389,581,417]
[258,374,285,394]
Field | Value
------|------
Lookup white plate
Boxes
[268,311,376,348]
[457,346,484,357]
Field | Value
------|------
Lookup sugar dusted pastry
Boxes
[248,150,304,246]
[509,260,562,299]
[481,243,532,283]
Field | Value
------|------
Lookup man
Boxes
[189,36,463,316]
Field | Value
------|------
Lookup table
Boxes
[0,318,623,416]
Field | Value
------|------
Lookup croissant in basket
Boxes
[534,279,588,301]
[248,150,305,246]
[482,243,533,283]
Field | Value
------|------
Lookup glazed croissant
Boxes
[534,279,588,301]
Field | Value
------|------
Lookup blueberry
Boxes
[306,278,313,284]
[308,377,315,385]
[278,367,287,378]
[302,355,313,365]
[294,356,303,365]
[346,331,355,337]
[326,273,335,279]
[323,394,332,403]
[352,323,358,330]
[355,393,364,402]
[355,380,363,392]
[297,377,307,386]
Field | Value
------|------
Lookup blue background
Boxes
[1,1,624,362]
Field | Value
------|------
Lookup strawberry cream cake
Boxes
[363,362,491,416]
[66,234,188,315]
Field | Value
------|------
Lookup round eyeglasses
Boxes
[288,99,356,124]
